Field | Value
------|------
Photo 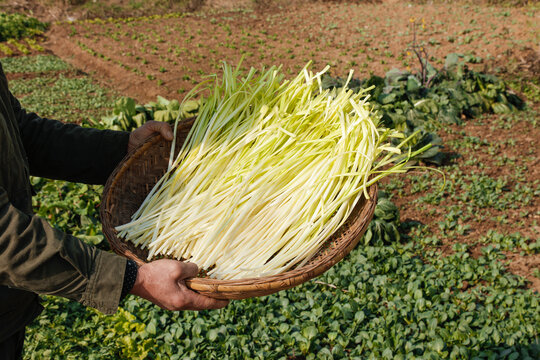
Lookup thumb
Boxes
[176,261,199,280]
[146,121,173,141]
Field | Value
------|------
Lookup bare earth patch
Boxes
[386,108,540,291]
[45,0,538,103]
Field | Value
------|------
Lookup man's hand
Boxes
[128,121,174,153]
[130,259,229,311]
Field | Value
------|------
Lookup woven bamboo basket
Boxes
[101,119,378,300]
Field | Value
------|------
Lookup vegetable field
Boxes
[44,0,538,103]
[1,0,539,359]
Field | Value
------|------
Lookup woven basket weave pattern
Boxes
[101,120,377,299]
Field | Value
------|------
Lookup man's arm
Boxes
[5,94,227,312]
[11,93,130,185]
[0,186,229,313]
[0,186,126,314]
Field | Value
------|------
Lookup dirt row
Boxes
[45,0,538,103]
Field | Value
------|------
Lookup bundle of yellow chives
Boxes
[116,62,427,280]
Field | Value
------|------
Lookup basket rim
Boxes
[101,120,377,299]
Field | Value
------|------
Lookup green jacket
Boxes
[0,61,130,342]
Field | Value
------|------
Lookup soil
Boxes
[385,110,540,291]
[44,0,538,103]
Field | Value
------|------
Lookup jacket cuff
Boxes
[80,249,127,315]
[120,259,138,301]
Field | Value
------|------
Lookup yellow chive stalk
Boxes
[116,62,428,280]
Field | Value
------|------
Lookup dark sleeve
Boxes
[0,186,127,314]
[10,93,130,185]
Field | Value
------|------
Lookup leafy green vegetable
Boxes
[0,55,70,73]
[30,178,107,249]
[24,238,540,359]
[100,95,201,131]
[10,75,114,123]
[363,191,401,245]
[321,54,525,165]
[0,12,48,42]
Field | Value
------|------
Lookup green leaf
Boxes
[207,328,219,342]
[167,99,180,111]
[432,338,445,353]
[445,53,460,71]
[132,113,147,128]
[302,326,318,341]
[385,68,410,87]
[156,95,170,108]
[382,348,393,359]
[407,75,421,92]
[317,347,333,359]
[146,322,156,335]
[153,110,174,122]
[182,100,200,114]
[378,92,397,104]
[114,97,136,117]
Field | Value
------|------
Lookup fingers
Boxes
[172,261,229,310]
[177,282,230,311]
[146,120,173,141]
[127,121,173,152]
[133,259,230,312]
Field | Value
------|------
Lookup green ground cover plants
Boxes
[31,178,106,248]
[23,237,540,360]
[1,54,70,73]
[3,50,539,359]
[8,74,114,123]
[0,12,48,56]
[0,12,48,41]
